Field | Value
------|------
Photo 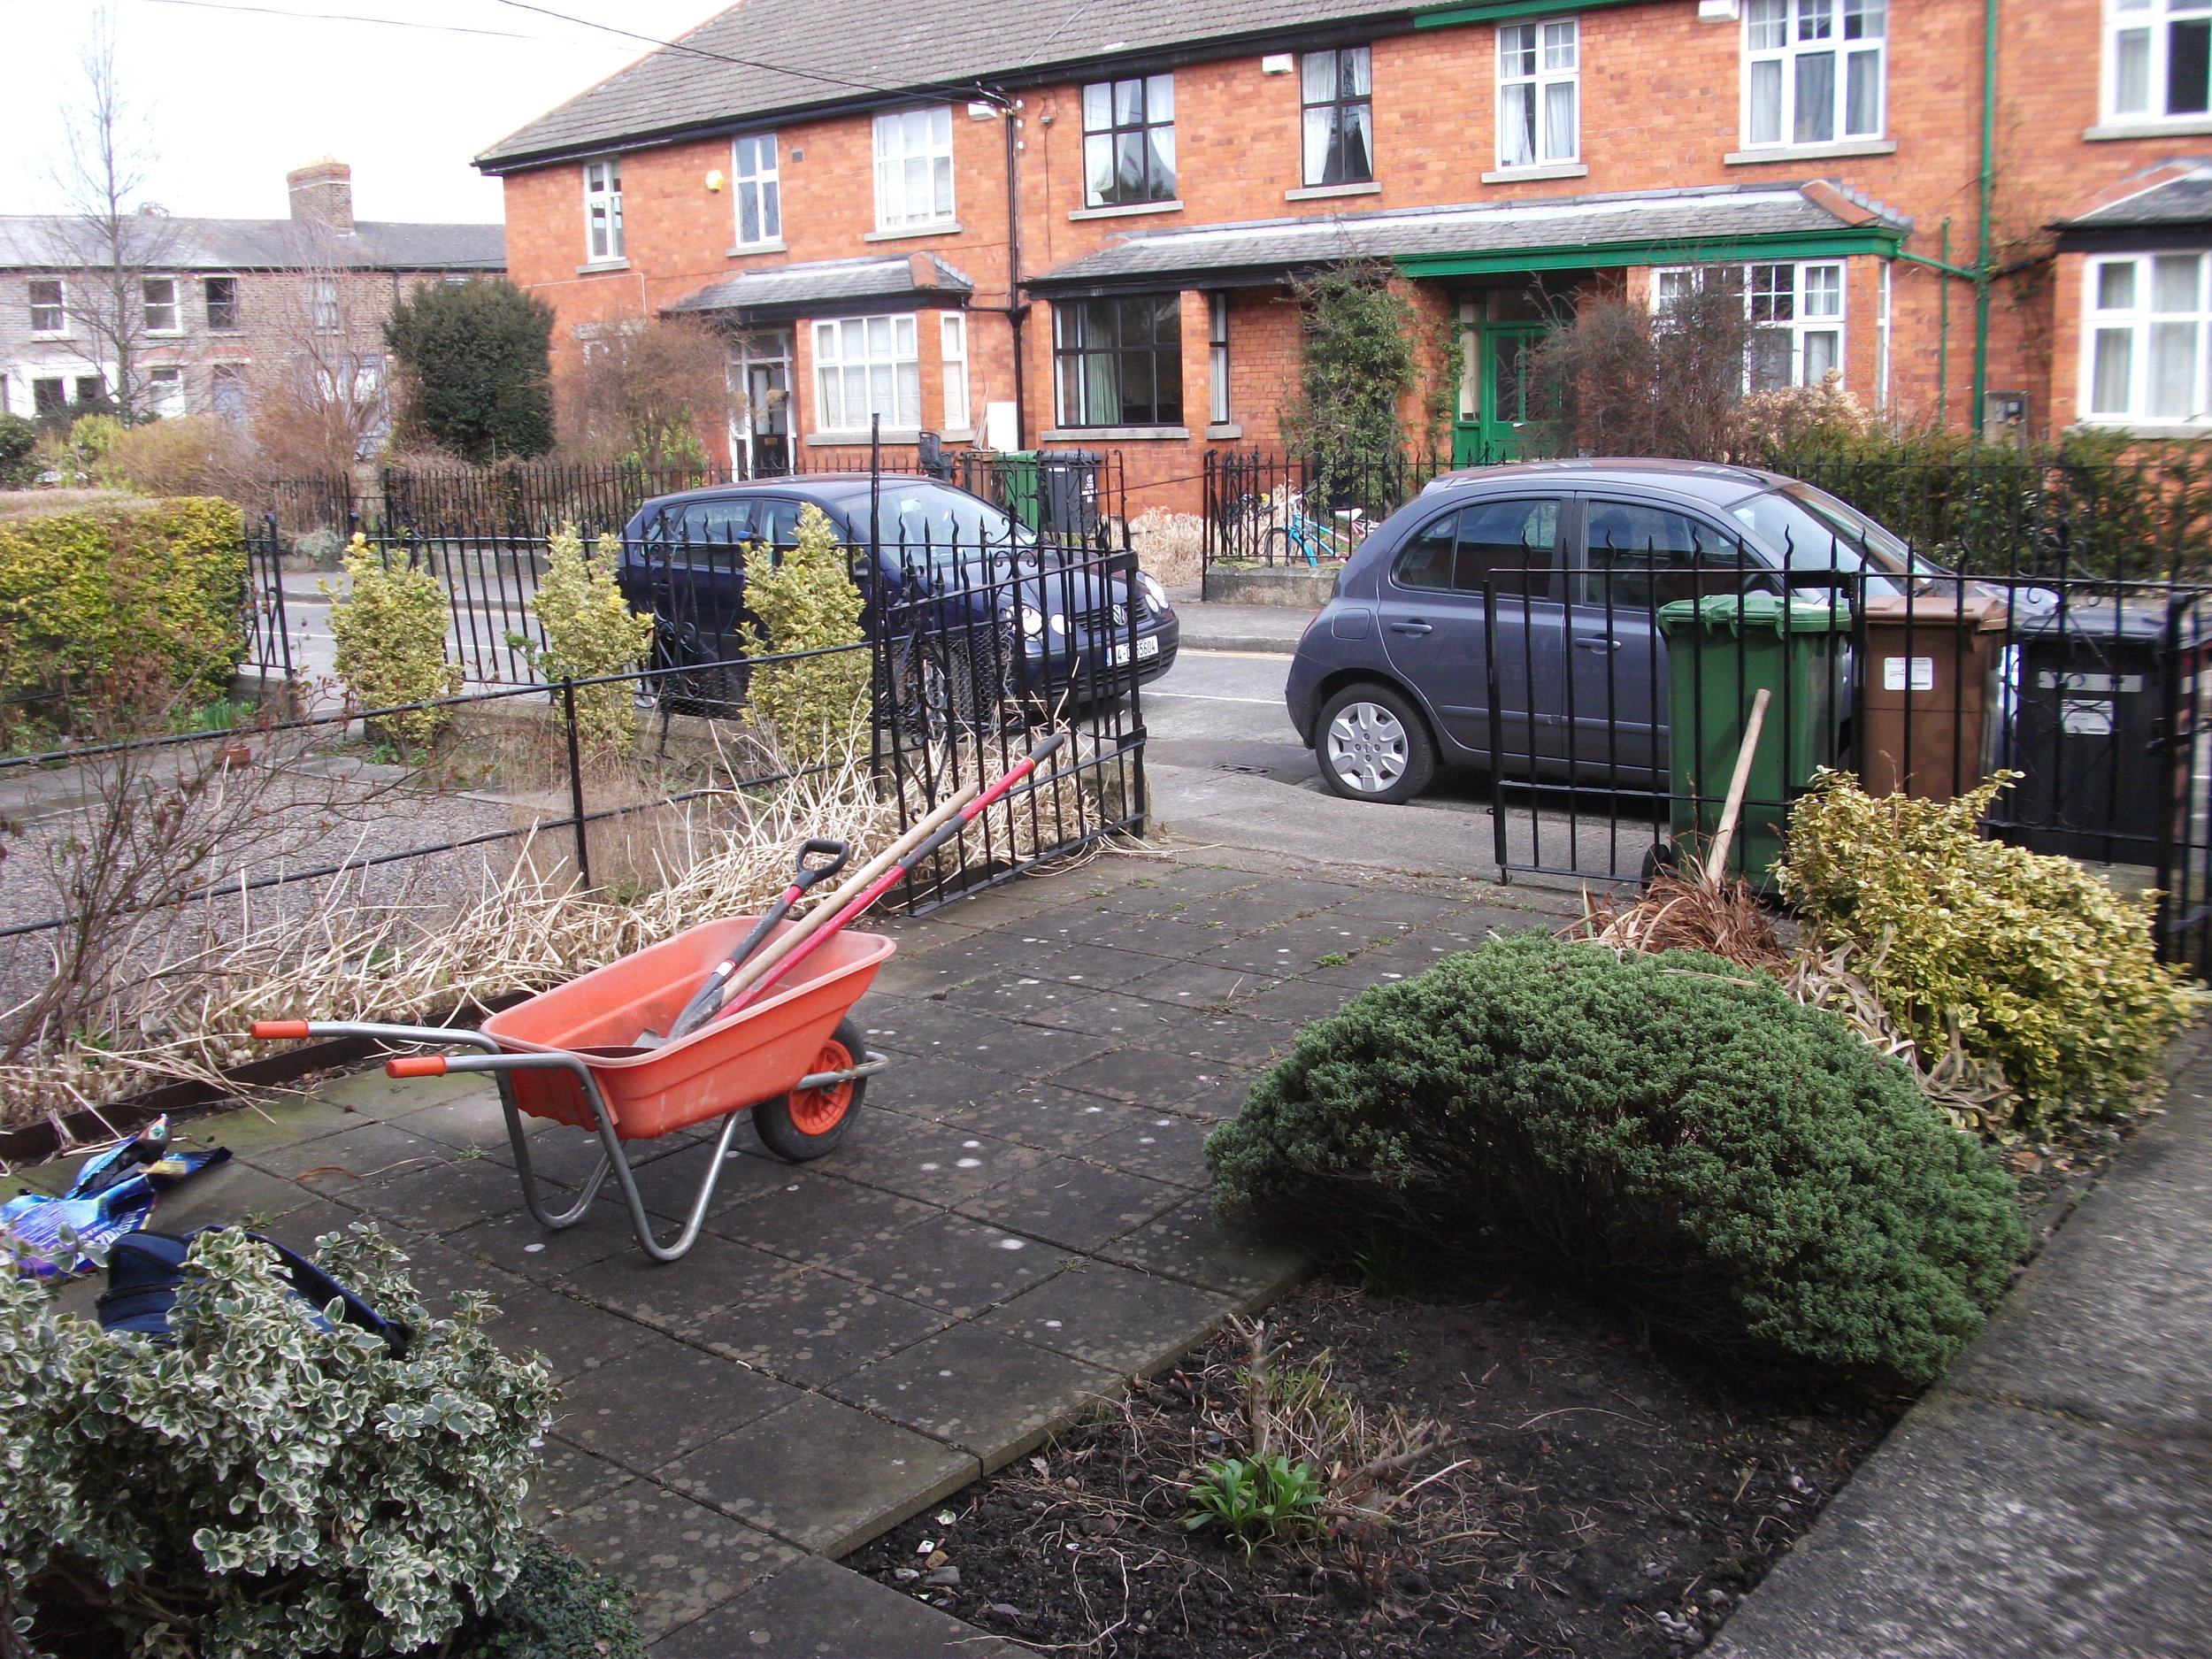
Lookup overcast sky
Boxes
[1,0,721,224]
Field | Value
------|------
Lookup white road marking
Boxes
[1144,691,1286,705]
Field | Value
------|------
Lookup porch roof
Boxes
[667,252,973,323]
[2054,159,2212,253]
[1025,181,1909,296]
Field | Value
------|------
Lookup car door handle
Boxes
[1573,635,1623,651]
[1389,620,1433,636]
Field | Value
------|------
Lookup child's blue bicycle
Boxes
[1261,492,1368,565]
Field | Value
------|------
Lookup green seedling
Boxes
[1313,952,1349,967]
[1181,1454,1323,1560]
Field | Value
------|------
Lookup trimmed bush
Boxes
[386,278,557,463]
[513,523,656,754]
[1207,933,2025,1386]
[0,1225,558,1658]
[1778,772,2204,1125]
[326,533,462,753]
[745,503,868,764]
[0,496,247,703]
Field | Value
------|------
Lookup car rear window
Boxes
[1393,499,1560,597]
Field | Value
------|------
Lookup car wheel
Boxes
[1315,684,1434,804]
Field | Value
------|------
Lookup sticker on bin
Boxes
[2037,671,2144,694]
[1110,636,1162,667]
[2062,698,2116,736]
[1882,657,1935,692]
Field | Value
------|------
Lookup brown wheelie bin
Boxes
[1857,592,2009,802]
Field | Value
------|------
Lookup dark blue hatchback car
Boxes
[622,473,1179,717]
[1286,459,1924,803]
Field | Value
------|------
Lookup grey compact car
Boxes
[1284,459,1921,803]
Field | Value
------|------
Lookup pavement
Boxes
[1709,1022,2212,1659]
[14,845,1573,1656]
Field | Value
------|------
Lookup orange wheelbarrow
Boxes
[250,918,894,1263]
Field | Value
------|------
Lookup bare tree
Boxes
[246,227,393,475]
[554,314,737,465]
[43,4,179,423]
[1524,270,1753,461]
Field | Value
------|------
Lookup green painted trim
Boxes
[1415,0,1641,27]
[1394,227,1902,276]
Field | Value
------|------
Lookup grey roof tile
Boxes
[1026,182,1905,288]
[668,251,973,313]
[2060,162,2212,228]
[476,0,1414,169]
[0,215,504,272]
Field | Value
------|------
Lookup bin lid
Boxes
[1655,592,1852,636]
[1860,593,2009,632]
[2010,597,2209,648]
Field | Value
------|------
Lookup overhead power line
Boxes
[134,0,550,40]
[488,0,907,96]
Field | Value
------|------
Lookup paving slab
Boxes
[549,1327,804,1475]
[826,1322,1120,1464]
[1097,1194,1310,1300]
[651,1552,1025,1657]
[1710,1045,2212,1659]
[953,1156,1185,1252]
[691,1269,953,1387]
[544,1485,801,1639]
[980,1258,1238,1373]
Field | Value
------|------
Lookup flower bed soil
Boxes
[851,1272,1901,1657]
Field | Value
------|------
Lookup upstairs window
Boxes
[1498,18,1579,168]
[204,275,238,331]
[873,107,955,230]
[1082,74,1176,206]
[1744,0,1886,148]
[142,276,179,333]
[311,278,341,334]
[584,158,624,262]
[1054,294,1182,427]
[28,279,65,334]
[814,313,920,433]
[732,134,781,246]
[2108,0,2212,120]
[2085,252,2212,423]
[1301,47,1373,187]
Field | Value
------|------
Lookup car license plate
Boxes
[1109,635,1162,667]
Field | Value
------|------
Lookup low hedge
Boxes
[1207,933,2026,1386]
[0,496,248,703]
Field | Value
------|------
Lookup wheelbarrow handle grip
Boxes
[250,1019,311,1041]
[385,1056,449,1079]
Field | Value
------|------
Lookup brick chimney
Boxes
[287,158,354,233]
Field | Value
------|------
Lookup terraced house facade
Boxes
[479,0,2212,498]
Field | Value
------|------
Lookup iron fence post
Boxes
[561,677,592,890]
[263,511,296,692]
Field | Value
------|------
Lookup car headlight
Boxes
[1018,605,1045,637]
[1135,572,1169,613]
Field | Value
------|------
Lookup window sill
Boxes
[575,258,631,275]
[1040,425,1190,441]
[806,429,921,445]
[1070,199,1184,221]
[726,241,788,257]
[864,222,963,242]
[1285,181,1381,202]
[941,427,975,442]
[2079,419,2212,439]
[2083,117,2212,141]
[1205,422,1244,440]
[1724,138,1896,165]
[1481,161,1589,185]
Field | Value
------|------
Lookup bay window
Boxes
[940,311,969,430]
[2107,1,2212,121]
[814,312,920,433]
[1498,18,1579,168]
[1054,295,1183,427]
[2085,252,2212,424]
[1744,0,1886,148]
[873,107,955,230]
[1653,261,1846,390]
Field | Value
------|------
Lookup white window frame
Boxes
[210,362,248,423]
[27,278,66,336]
[812,311,921,434]
[2082,250,2212,426]
[1652,260,1847,390]
[147,365,186,418]
[1208,291,1230,425]
[1497,17,1579,169]
[311,277,341,334]
[583,157,625,262]
[142,276,180,334]
[1742,0,1886,149]
[2105,0,2212,123]
[872,107,956,231]
[939,311,969,431]
[732,133,781,247]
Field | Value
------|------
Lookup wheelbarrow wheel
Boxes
[754,1017,867,1161]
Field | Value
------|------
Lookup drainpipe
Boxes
[1971,0,1997,433]
[1004,100,1027,449]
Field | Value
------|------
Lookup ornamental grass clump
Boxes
[514,523,657,753]
[745,503,868,764]
[1777,770,2204,1125]
[1207,933,2025,1387]
[0,1224,557,1658]
[326,534,462,754]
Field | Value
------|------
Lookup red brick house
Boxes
[475,0,2212,496]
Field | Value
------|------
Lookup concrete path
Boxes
[1169,599,1318,654]
[13,848,1571,1655]
[1709,1027,2212,1659]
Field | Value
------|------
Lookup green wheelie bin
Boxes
[995,451,1043,532]
[1655,592,1853,887]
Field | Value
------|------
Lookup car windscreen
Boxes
[850,483,1035,564]
[1728,487,1914,595]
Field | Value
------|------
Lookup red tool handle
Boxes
[386,1056,449,1079]
[251,1019,311,1040]
[719,733,1066,1020]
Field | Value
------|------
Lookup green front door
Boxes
[1454,322,1547,465]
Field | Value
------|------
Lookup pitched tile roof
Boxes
[0,215,504,273]
[1026,182,1910,290]
[475,0,1417,171]
[667,251,973,318]
[2055,159,2212,230]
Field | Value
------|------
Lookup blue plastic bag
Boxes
[0,1118,231,1279]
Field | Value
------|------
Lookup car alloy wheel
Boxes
[1326,700,1409,795]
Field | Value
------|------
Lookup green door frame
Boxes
[1453,310,1549,466]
